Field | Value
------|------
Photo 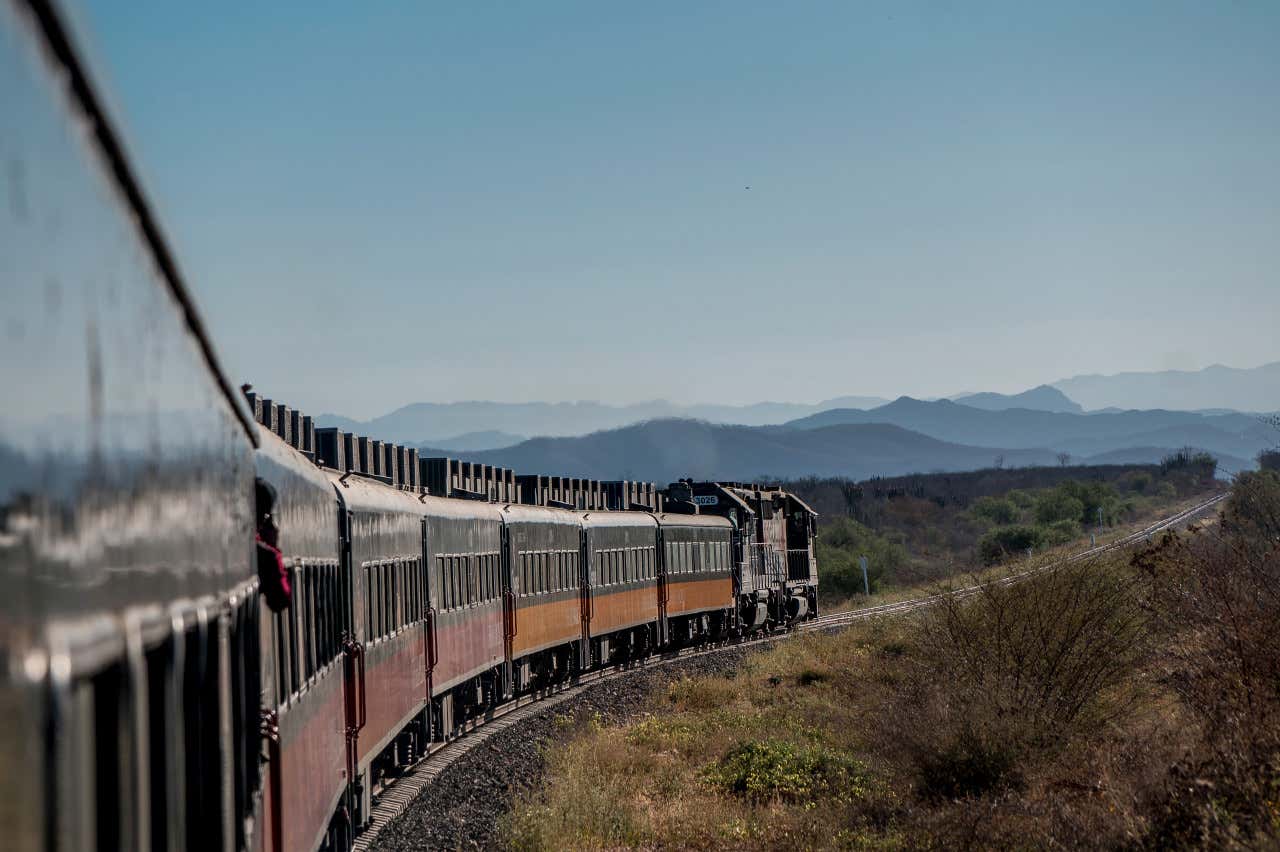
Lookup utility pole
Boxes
[859,555,870,596]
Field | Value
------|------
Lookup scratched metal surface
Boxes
[0,0,255,633]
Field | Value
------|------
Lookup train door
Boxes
[499,522,516,698]
[422,517,437,704]
[655,527,670,647]
[339,507,367,829]
[577,527,592,672]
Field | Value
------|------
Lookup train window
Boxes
[378,563,389,636]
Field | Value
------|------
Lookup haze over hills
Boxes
[452,418,1255,483]
[1050,361,1280,412]
[316,396,892,443]
[310,361,1276,482]
[316,362,1277,448]
[784,397,1271,466]
[424,430,526,452]
[457,420,1061,483]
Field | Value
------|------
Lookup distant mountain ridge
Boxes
[451,417,1252,483]
[421,430,525,452]
[782,396,1270,466]
[461,419,1058,482]
[953,385,1082,413]
[316,396,892,443]
[1051,361,1279,412]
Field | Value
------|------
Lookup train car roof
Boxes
[655,512,732,530]
[256,426,334,490]
[498,502,583,526]
[580,510,658,529]
[324,469,425,514]
[418,492,505,521]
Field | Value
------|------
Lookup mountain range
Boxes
[310,361,1277,483]
[1050,361,1280,412]
[318,362,1276,444]
[317,396,891,444]
[440,397,1264,483]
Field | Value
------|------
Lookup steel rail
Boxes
[352,493,1224,850]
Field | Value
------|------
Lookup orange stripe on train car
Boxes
[512,594,581,658]
[589,584,659,636]
[664,575,733,617]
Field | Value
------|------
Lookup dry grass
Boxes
[504,476,1279,850]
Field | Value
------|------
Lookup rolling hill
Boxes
[783,397,1270,466]
[459,419,1063,483]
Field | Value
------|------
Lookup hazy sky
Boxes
[79,1,1280,419]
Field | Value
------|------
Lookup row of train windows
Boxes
[594,546,655,586]
[519,549,578,596]
[365,559,425,641]
[272,560,348,702]
[438,552,501,611]
[665,540,731,575]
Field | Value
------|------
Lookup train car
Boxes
[327,474,430,831]
[420,496,505,736]
[256,430,350,852]
[580,512,660,665]
[664,482,819,630]
[0,3,260,850]
[655,513,735,647]
[501,503,584,691]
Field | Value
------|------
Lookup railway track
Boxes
[353,493,1226,850]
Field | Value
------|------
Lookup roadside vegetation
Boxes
[503,469,1279,850]
[788,455,1218,607]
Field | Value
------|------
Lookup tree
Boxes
[1056,452,1072,467]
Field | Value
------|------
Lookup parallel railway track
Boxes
[354,493,1225,850]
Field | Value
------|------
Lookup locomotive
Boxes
[0,4,819,850]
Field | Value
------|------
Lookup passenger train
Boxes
[0,3,819,850]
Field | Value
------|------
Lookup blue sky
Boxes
[78,1,1280,418]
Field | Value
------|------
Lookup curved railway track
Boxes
[353,493,1226,850]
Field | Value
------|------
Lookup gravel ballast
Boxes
[370,646,755,851]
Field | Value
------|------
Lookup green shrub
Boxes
[816,517,908,596]
[704,739,869,804]
[1034,490,1085,525]
[971,496,1020,525]
[978,525,1046,565]
[1006,489,1035,509]
[1123,471,1153,493]
[1041,518,1080,545]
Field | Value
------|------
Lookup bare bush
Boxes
[898,559,1151,799]
[1134,470,1280,847]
